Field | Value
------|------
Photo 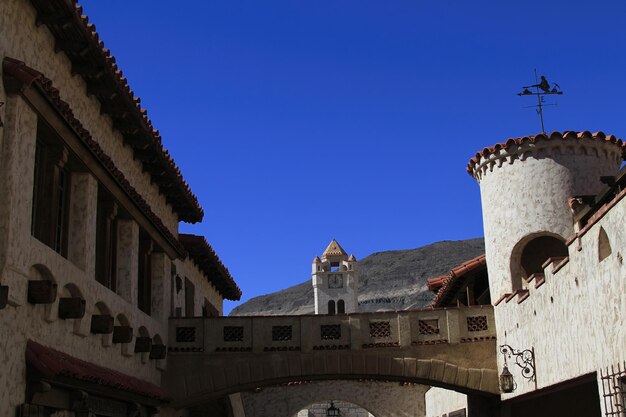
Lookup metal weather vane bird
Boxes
[518,70,563,133]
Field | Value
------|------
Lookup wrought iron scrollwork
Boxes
[500,344,536,383]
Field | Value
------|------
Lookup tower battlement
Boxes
[467,131,624,181]
[468,130,624,298]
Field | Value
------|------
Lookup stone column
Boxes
[0,97,37,272]
[150,251,171,324]
[67,172,98,277]
[116,219,139,305]
[0,96,38,306]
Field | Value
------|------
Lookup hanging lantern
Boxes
[327,401,340,417]
[499,364,515,393]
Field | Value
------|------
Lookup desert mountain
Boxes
[230,238,485,316]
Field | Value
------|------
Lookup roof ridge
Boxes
[322,239,348,258]
[467,131,625,177]
[28,0,203,222]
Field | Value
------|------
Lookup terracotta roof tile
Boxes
[27,0,203,222]
[467,131,625,177]
[429,254,487,308]
[322,239,348,259]
[179,234,241,301]
[26,340,170,401]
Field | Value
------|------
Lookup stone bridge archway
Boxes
[166,307,499,409]
[237,380,428,417]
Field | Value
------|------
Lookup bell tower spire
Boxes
[312,239,359,315]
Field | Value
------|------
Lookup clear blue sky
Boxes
[81,0,626,314]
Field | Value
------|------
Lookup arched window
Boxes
[510,233,568,289]
[337,299,345,314]
[599,227,612,262]
[328,300,336,315]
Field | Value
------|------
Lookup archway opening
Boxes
[598,227,612,262]
[510,233,568,289]
[295,400,375,417]
[328,300,336,315]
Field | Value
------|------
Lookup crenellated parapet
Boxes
[467,131,624,182]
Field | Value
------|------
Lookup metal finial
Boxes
[517,69,563,133]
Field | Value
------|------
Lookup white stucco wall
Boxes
[471,135,626,415]
[425,387,467,417]
[472,139,622,299]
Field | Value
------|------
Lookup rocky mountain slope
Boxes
[230,238,485,316]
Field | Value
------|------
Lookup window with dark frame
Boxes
[31,121,72,257]
[137,230,153,315]
[95,185,117,291]
[184,277,195,317]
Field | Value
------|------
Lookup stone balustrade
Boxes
[168,306,495,354]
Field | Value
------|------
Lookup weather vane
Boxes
[517,69,563,133]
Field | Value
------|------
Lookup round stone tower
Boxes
[467,131,624,298]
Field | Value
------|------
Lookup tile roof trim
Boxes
[428,254,487,308]
[27,0,203,223]
[467,131,625,178]
[3,57,187,257]
[26,339,170,402]
[322,239,348,259]
[179,234,242,301]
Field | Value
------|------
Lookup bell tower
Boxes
[312,239,359,315]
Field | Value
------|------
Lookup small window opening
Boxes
[184,278,195,317]
[137,231,153,315]
[328,300,336,315]
[31,121,72,257]
[330,262,340,272]
[337,299,345,314]
[599,227,612,262]
[511,234,568,290]
[95,186,117,291]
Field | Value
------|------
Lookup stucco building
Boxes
[0,0,241,415]
[426,132,626,417]
[1,1,625,417]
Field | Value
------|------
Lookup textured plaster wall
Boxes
[239,380,428,417]
[424,387,466,417]
[473,139,625,414]
[494,199,626,410]
[174,257,223,317]
[312,260,359,315]
[476,141,622,299]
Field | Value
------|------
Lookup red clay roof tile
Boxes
[179,234,242,301]
[429,254,487,308]
[467,131,625,177]
[26,340,170,401]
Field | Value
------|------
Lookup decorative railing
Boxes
[168,306,495,354]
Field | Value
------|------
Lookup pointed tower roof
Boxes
[348,254,357,262]
[313,256,321,264]
[322,239,348,260]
